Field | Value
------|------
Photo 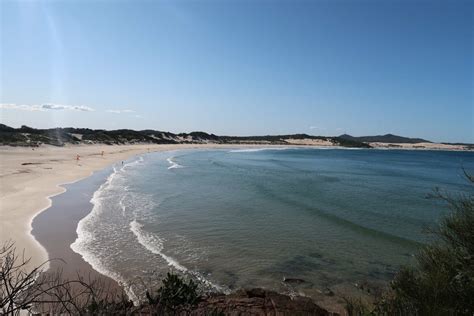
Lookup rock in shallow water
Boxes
[282,277,306,284]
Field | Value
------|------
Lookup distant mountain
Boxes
[339,133,430,144]
[0,124,371,148]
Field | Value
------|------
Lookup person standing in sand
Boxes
[76,154,80,162]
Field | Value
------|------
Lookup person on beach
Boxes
[76,154,80,162]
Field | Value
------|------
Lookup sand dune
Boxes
[369,142,470,151]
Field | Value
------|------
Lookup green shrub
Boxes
[346,172,474,316]
[146,272,200,314]
[344,297,373,316]
[85,295,135,315]
[389,176,474,315]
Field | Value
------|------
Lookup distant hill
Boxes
[0,124,371,148]
[339,133,430,144]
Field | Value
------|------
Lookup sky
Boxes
[0,0,472,142]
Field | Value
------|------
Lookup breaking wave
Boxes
[70,156,145,302]
[129,219,226,292]
[167,157,184,169]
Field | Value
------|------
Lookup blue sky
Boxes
[1,0,472,142]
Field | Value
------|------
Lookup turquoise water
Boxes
[71,148,474,299]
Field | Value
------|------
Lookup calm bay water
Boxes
[71,148,474,299]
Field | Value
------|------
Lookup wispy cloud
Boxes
[309,126,326,130]
[106,109,135,114]
[0,103,94,112]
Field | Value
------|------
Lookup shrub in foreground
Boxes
[146,272,200,314]
[0,241,199,315]
[388,176,474,315]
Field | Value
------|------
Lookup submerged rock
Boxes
[282,277,306,284]
[322,288,335,297]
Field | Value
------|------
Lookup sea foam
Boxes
[71,154,223,301]
[167,157,184,169]
[70,156,145,302]
[129,220,187,272]
[129,219,226,292]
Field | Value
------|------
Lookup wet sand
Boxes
[0,144,250,273]
[0,144,194,273]
[31,166,119,288]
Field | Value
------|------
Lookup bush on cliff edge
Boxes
[349,172,474,316]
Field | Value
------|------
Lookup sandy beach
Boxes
[30,166,121,291]
[368,142,471,151]
[1,143,301,273]
[0,144,223,272]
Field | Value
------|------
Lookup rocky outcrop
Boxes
[187,288,336,315]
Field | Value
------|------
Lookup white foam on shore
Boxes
[119,195,127,216]
[129,219,226,292]
[122,156,144,170]
[129,220,186,272]
[167,157,184,169]
[70,157,145,302]
[71,153,225,300]
[29,171,103,272]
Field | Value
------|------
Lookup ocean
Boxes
[70,147,474,300]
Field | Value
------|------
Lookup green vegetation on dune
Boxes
[0,124,371,148]
[333,136,372,148]
[339,133,430,144]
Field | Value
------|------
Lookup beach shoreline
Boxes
[1,142,470,275]
[1,142,470,274]
[24,145,374,314]
[1,144,301,274]
[31,165,122,292]
[0,144,213,273]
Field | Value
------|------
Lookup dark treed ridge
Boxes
[0,124,371,148]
